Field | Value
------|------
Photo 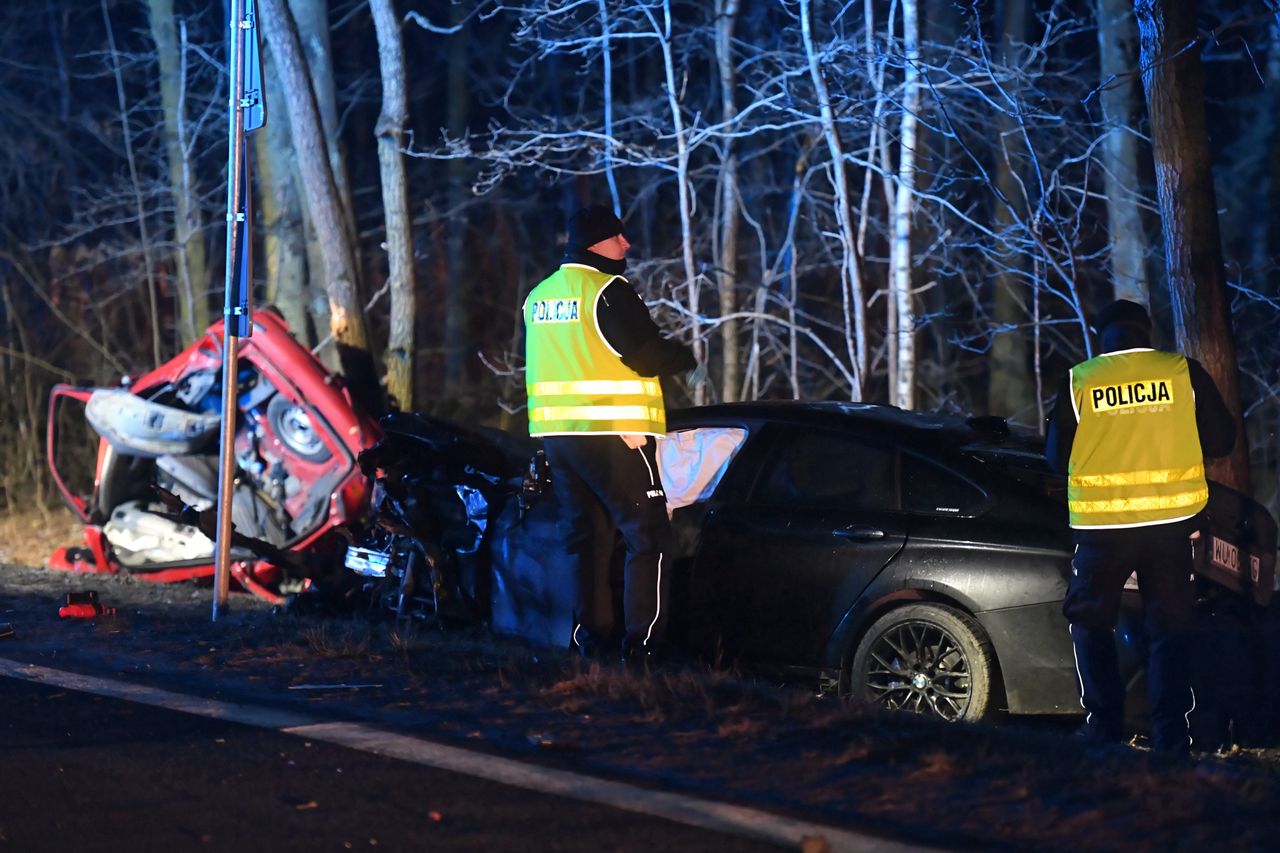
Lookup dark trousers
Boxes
[1063,534,1197,752]
[543,435,672,652]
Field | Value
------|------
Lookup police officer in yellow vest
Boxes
[1046,299,1234,753]
[525,204,696,664]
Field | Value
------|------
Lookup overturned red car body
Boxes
[46,310,381,602]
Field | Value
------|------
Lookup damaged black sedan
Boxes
[484,402,1120,722]
[354,401,1272,725]
[656,402,1092,722]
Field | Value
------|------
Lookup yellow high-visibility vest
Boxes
[1068,348,1207,528]
[524,264,666,437]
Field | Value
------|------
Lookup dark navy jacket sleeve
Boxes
[1044,372,1075,476]
[1188,358,1235,459]
[596,279,696,377]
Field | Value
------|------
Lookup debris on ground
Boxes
[57,590,117,619]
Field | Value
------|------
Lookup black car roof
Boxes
[667,401,1044,455]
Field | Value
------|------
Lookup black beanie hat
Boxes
[565,204,625,252]
[1093,299,1151,333]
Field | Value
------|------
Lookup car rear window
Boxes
[902,453,987,516]
[754,430,897,511]
[966,447,1067,504]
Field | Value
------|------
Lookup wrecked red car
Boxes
[46,309,381,602]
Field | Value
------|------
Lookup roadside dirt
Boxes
[2,513,1279,853]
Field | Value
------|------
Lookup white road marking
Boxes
[0,657,929,852]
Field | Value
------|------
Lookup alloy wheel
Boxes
[862,619,973,721]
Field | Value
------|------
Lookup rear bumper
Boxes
[978,595,1145,715]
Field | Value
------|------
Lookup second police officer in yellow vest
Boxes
[1046,300,1235,754]
[524,205,697,664]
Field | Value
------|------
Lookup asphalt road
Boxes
[0,676,783,853]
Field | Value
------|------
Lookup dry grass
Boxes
[0,505,81,567]
[529,655,821,735]
[299,621,373,659]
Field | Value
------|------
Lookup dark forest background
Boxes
[2,0,1279,517]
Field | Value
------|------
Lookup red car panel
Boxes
[46,310,381,601]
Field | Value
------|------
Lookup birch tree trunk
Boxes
[254,41,311,344]
[651,1,703,402]
[987,0,1034,420]
[889,0,921,409]
[597,0,620,214]
[1135,0,1250,492]
[800,0,865,400]
[259,0,379,411]
[863,0,895,390]
[369,0,415,412]
[1097,0,1150,305]
[146,0,207,347]
[715,0,741,402]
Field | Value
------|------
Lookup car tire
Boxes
[267,393,332,463]
[848,602,996,723]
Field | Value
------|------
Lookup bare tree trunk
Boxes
[800,0,865,400]
[287,0,356,249]
[749,143,811,401]
[988,0,1034,420]
[1251,15,1280,283]
[889,0,921,409]
[102,0,161,365]
[715,0,741,402]
[146,0,208,347]
[259,0,379,412]
[369,0,415,412]
[788,258,800,399]
[289,0,355,354]
[863,0,894,393]
[46,0,77,208]
[858,0,890,263]
[254,41,311,344]
[1097,0,1150,305]
[650,1,703,402]
[597,0,621,214]
[300,177,328,348]
[443,2,469,388]
[1135,0,1250,492]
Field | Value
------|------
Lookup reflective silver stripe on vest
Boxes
[529,405,664,423]
[530,380,661,397]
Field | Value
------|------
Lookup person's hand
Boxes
[685,363,708,389]
[620,433,647,450]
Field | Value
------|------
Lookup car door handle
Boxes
[833,525,885,541]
